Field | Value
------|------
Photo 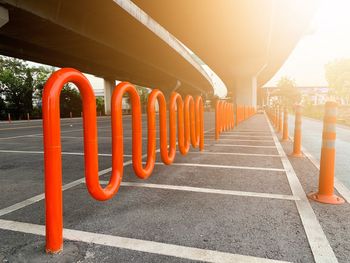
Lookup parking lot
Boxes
[0,112,349,263]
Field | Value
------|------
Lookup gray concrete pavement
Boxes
[0,112,349,262]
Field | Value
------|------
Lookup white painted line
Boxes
[0,124,43,131]
[207,132,271,136]
[206,139,273,142]
[266,113,338,263]
[215,134,272,138]
[0,149,131,157]
[0,122,79,131]
[30,135,158,140]
[152,162,285,172]
[188,151,281,158]
[207,144,276,149]
[0,127,85,140]
[225,129,271,134]
[0,134,40,140]
[0,219,289,263]
[96,181,299,201]
[0,165,114,217]
[0,162,129,217]
[0,128,216,215]
[0,123,124,140]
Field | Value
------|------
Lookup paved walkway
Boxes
[0,113,349,262]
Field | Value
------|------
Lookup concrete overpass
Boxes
[134,0,319,106]
[0,0,318,112]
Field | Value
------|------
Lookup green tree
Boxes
[271,76,301,107]
[60,84,82,117]
[32,66,54,99]
[325,59,350,103]
[0,96,5,119]
[135,85,150,113]
[0,57,34,119]
[96,97,105,115]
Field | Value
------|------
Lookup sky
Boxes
[265,0,350,87]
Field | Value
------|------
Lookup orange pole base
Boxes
[46,247,63,254]
[308,192,345,205]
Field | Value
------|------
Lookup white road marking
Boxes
[0,116,110,126]
[224,130,270,133]
[0,127,85,140]
[207,144,276,148]
[206,139,273,142]
[0,160,131,217]
[152,162,285,172]
[187,151,281,157]
[213,134,272,138]
[0,122,84,131]
[96,181,299,201]
[0,219,289,263]
[0,149,131,157]
[0,134,40,140]
[0,128,216,215]
[266,113,338,263]
[30,135,158,140]
[0,126,129,140]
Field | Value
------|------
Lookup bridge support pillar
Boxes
[234,76,257,107]
[104,77,115,115]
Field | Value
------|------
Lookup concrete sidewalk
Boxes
[0,113,349,262]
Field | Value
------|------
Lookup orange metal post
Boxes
[43,68,205,253]
[291,104,303,157]
[43,69,101,253]
[282,107,289,141]
[215,101,221,140]
[225,103,228,130]
[233,104,235,129]
[274,107,278,127]
[224,102,228,131]
[243,105,246,120]
[238,105,242,124]
[230,103,234,129]
[308,101,344,204]
[238,105,241,124]
[278,105,283,132]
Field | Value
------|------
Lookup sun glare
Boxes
[266,0,350,87]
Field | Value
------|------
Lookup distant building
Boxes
[261,86,329,105]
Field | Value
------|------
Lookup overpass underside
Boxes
[0,0,319,113]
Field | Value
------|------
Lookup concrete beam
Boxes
[0,6,9,28]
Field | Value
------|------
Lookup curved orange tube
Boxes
[43,68,204,253]
[111,82,156,180]
[215,100,235,140]
[43,68,116,253]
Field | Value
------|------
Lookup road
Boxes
[288,115,350,190]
